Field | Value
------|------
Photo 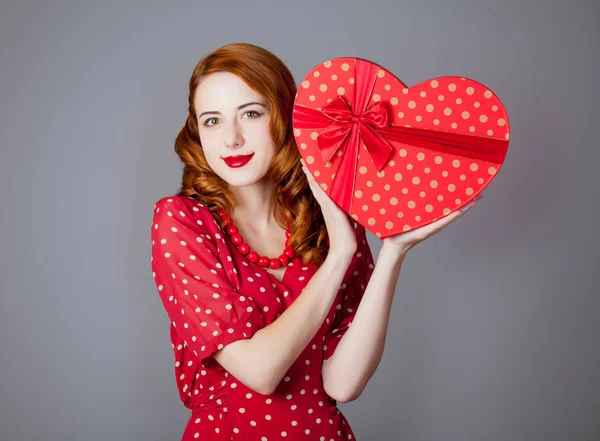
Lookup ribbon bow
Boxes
[308,96,394,171]
[293,59,509,213]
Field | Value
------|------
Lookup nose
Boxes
[224,120,244,149]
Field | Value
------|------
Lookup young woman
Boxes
[150,43,482,441]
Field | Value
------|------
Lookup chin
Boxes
[225,177,255,188]
[221,171,263,188]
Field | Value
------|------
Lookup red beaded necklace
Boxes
[216,208,295,269]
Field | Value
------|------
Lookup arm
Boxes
[322,241,407,402]
[321,194,484,400]
[213,249,353,395]
[151,196,355,397]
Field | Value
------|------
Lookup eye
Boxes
[202,117,219,127]
[243,110,262,119]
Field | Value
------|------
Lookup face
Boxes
[194,71,276,188]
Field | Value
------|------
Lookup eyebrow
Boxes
[198,102,268,118]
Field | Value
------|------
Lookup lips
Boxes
[222,153,254,168]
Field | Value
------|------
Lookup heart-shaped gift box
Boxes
[292,57,510,239]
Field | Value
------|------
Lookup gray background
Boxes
[1,0,598,440]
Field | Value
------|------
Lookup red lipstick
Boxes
[222,153,254,168]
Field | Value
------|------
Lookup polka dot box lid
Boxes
[292,57,510,239]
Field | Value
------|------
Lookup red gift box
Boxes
[292,57,510,239]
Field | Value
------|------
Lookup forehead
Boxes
[194,71,265,111]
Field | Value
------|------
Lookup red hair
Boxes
[174,43,328,266]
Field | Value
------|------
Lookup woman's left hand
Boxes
[383,193,484,253]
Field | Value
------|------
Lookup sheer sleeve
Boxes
[323,222,375,361]
[150,196,265,365]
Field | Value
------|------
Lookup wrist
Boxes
[381,240,411,259]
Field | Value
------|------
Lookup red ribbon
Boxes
[292,59,509,213]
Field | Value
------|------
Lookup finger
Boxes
[438,212,461,228]
[303,168,315,187]
[309,179,326,200]
[306,174,317,191]
[458,198,478,214]
[301,159,312,175]
[305,174,335,211]
[411,202,471,240]
[301,162,343,214]
[306,174,323,199]
[302,164,317,185]
[302,163,312,179]
[466,194,483,207]
[432,210,462,230]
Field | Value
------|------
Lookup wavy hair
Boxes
[174,43,328,266]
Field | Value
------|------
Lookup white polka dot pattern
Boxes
[150,195,374,440]
[293,57,510,239]
[152,197,266,366]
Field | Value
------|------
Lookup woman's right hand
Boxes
[300,158,357,258]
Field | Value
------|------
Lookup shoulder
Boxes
[153,194,207,215]
[151,195,218,237]
[152,195,215,222]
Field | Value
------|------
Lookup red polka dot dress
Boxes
[150,195,375,441]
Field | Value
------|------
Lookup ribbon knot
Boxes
[304,94,394,172]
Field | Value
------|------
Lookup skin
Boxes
[301,157,482,400]
[194,71,304,283]
[300,157,483,255]
[193,71,483,400]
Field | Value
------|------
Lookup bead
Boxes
[238,243,250,255]
[219,212,294,268]
[216,209,232,226]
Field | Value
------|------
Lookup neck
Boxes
[229,179,277,235]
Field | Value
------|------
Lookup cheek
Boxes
[198,129,217,146]
[251,124,276,149]
[198,133,222,165]
[199,131,220,150]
